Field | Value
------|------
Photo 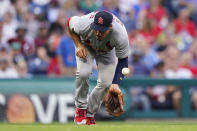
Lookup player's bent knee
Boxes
[92,105,99,112]
[99,81,111,89]
[78,71,92,80]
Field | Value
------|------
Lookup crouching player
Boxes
[67,11,129,125]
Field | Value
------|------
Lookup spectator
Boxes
[0,57,18,78]
[156,23,182,47]
[13,0,29,22]
[46,18,64,77]
[34,23,49,49]
[120,8,137,33]
[163,46,193,112]
[16,59,31,78]
[130,86,151,112]
[22,10,39,39]
[55,9,67,32]
[129,49,149,76]
[0,45,19,78]
[80,0,98,13]
[177,0,197,25]
[179,52,197,77]
[8,24,34,58]
[129,0,149,18]
[137,18,162,45]
[179,51,197,111]
[47,0,60,23]
[146,0,168,28]
[164,45,181,66]
[99,0,120,17]
[0,44,9,59]
[2,11,18,43]
[30,0,49,18]
[134,37,160,70]
[9,42,25,68]
[163,0,180,18]
[150,61,165,78]
[145,85,175,110]
[56,34,76,77]
[28,46,49,75]
[0,0,15,19]
[189,39,197,66]
[173,7,196,51]
[47,55,60,77]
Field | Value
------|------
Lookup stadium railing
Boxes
[119,77,197,119]
[0,77,197,119]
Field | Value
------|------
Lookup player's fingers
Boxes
[82,49,87,58]
[77,50,85,59]
[118,94,124,112]
[76,48,82,57]
[76,51,80,57]
[80,50,87,61]
[78,51,83,58]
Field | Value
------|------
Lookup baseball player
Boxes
[67,11,129,125]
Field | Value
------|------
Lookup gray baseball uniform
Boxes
[68,11,129,117]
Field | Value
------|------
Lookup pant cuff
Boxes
[86,112,94,117]
[75,102,88,109]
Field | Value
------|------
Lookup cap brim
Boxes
[90,23,109,32]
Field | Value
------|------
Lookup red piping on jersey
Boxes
[67,16,72,28]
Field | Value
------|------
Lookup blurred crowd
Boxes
[1,0,197,112]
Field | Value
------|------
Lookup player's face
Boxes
[94,26,112,41]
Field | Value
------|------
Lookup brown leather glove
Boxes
[104,85,124,116]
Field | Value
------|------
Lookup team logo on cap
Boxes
[98,17,103,24]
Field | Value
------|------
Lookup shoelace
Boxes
[78,109,86,118]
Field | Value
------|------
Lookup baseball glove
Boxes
[104,86,124,116]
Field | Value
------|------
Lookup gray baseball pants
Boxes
[75,47,116,117]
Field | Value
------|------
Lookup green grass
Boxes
[0,121,197,131]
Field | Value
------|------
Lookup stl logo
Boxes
[98,17,103,24]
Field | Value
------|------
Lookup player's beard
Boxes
[94,29,111,41]
[96,35,104,41]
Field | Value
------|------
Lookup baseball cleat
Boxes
[86,117,96,125]
[74,108,87,125]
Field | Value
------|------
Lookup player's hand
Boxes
[76,45,87,59]
[109,84,121,93]
[104,83,124,116]
[109,84,124,112]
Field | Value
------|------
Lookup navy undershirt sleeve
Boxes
[112,57,128,85]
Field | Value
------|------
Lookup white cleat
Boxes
[74,119,87,125]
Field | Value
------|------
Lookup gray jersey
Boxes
[68,12,129,59]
